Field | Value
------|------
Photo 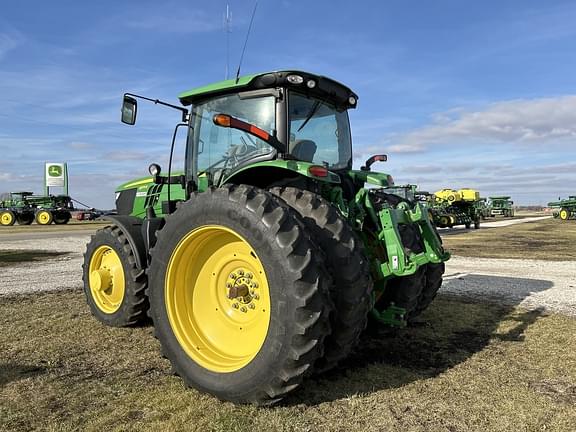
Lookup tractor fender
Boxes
[223,161,341,188]
[101,215,147,270]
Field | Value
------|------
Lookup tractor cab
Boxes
[178,71,356,188]
[121,71,360,196]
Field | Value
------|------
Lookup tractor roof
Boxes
[178,70,358,109]
[489,196,511,200]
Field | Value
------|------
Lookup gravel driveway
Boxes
[1,232,574,317]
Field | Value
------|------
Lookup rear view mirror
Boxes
[121,95,138,125]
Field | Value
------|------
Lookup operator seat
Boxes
[289,139,317,163]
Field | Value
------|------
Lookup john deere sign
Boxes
[45,163,66,187]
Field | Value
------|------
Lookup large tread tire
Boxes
[147,185,332,405]
[0,210,16,226]
[410,262,445,320]
[375,268,427,320]
[374,223,445,322]
[559,208,570,221]
[35,210,53,225]
[16,213,34,225]
[53,211,71,225]
[270,187,372,373]
[82,225,149,327]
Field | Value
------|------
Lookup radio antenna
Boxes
[235,1,258,84]
[224,4,232,80]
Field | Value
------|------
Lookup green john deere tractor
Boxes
[83,70,450,405]
[0,192,73,226]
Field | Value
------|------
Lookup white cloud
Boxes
[0,32,22,61]
[104,151,149,161]
[389,95,576,152]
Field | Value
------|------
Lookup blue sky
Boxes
[1,0,575,208]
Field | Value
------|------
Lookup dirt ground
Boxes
[1,216,575,431]
[1,291,575,432]
[442,217,576,260]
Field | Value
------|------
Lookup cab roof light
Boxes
[287,74,304,84]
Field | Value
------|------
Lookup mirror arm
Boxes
[124,93,189,122]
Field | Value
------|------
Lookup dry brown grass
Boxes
[2,290,576,431]
[442,218,576,260]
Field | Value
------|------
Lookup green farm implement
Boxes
[0,192,73,226]
[430,188,482,229]
[548,196,576,220]
[489,196,515,217]
[82,70,450,404]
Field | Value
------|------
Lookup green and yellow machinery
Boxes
[548,196,576,220]
[0,192,73,226]
[430,188,482,229]
[476,197,491,220]
[82,70,450,405]
[489,196,515,217]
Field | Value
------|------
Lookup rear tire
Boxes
[35,210,53,225]
[83,225,148,327]
[559,208,570,220]
[148,185,332,405]
[53,211,71,225]
[270,187,372,373]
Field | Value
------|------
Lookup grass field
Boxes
[442,218,576,260]
[1,290,575,432]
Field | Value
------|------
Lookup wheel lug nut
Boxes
[226,282,233,288]
[252,282,258,288]
[232,303,239,309]
[250,290,255,295]
[229,273,237,280]
[249,304,255,310]
[240,306,247,313]
[237,269,244,276]
[254,294,260,300]
[246,272,253,279]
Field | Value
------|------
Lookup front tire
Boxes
[270,187,372,373]
[148,185,332,405]
[17,212,34,225]
[410,262,445,320]
[83,225,148,327]
[0,210,16,226]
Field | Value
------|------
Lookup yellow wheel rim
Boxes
[37,211,51,225]
[1,212,14,225]
[560,210,569,220]
[88,246,125,314]
[166,225,271,373]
